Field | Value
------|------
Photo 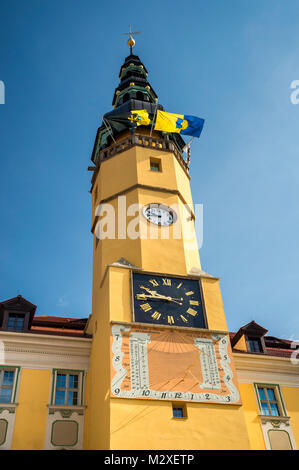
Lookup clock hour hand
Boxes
[136,294,162,301]
[136,293,183,305]
[140,286,182,301]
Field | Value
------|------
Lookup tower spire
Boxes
[122,24,142,54]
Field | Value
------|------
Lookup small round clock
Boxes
[142,203,177,226]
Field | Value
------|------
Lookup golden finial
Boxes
[122,24,142,54]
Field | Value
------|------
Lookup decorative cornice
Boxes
[233,352,299,387]
[259,415,290,427]
[0,332,91,370]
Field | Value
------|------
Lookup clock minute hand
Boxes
[136,292,183,305]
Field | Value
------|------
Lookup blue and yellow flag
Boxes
[128,109,150,126]
[154,110,204,138]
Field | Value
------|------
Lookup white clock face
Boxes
[142,204,177,226]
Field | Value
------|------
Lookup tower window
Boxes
[7,314,25,332]
[150,158,161,172]
[172,404,187,419]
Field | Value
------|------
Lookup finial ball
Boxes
[128,36,135,48]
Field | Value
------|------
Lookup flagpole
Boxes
[182,136,194,168]
[102,117,116,143]
[150,104,158,137]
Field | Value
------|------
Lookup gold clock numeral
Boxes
[162,278,171,286]
[136,294,147,300]
[149,279,159,287]
[168,315,175,324]
[177,282,182,289]
[189,300,199,306]
[152,311,161,320]
[180,315,188,323]
[185,291,194,296]
[140,303,152,312]
[186,308,197,316]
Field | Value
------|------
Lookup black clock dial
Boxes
[132,273,206,328]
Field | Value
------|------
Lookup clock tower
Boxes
[84,43,251,450]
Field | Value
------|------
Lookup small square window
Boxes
[172,404,186,419]
[150,159,161,172]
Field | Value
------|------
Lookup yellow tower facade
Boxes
[84,51,251,450]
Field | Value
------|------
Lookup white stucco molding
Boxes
[0,331,92,371]
[233,352,299,387]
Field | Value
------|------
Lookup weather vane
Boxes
[122,24,142,54]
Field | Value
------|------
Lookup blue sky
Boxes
[0,0,299,339]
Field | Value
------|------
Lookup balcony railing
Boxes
[97,134,188,170]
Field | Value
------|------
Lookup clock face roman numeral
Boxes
[140,303,152,312]
[152,311,161,320]
[133,273,206,329]
[180,315,188,323]
[186,308,197,317]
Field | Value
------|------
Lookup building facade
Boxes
[0,49,298,451]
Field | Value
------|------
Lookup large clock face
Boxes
[132,273,206,328]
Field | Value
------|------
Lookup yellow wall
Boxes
[238,383,266,450]
[233,335,247,352]
[110,399,250,450]
[91,143,201,281]
[201,278,228,331]
[281,386,299,446]
[12,368,50,450]
[85,265,252,450]
[84,272,111,450]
